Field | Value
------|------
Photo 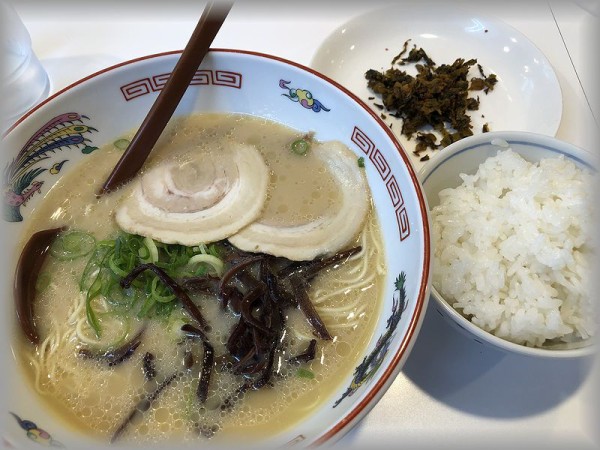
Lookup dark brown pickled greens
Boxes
[365,39,498,154]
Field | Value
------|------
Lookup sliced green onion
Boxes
[291,139,310,156]
[80,246,115,337]
[80,232,223,323]
[108,254,131,278]
[85,277,103,338]
[150,277,176,303]
[106,284,136,308]
[137,245,150,261]
[80,245,112,291]
[35,272,51,293]
[85,314,131,350]
[140,237,159,263]
[50,230,96,260]
[187,253,225,277]
[207,243,220,258]
[113,138,130,150]
[153,300,177,317]
[296,368,315,379]
[167,313,190,338]
[357,156,365,168]
[137,295,157,318]
[159,243,190,269]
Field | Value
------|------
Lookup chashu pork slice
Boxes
[229,141,370,261]
[115,143,269,245]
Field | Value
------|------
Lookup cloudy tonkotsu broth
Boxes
[18,113,385,444]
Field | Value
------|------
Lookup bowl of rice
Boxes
[420,131,598,358]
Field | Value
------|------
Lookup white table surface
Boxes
[11,1,600,449]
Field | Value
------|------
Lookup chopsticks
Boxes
[98,1,233,196]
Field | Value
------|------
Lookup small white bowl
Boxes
[419,131,597,358]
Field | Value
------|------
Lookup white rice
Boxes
[431,148,596,347]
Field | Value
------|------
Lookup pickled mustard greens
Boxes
[365,39,498,155]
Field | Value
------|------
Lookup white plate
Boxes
[310,3,563,170]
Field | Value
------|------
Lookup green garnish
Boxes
[187,253,225,277]
[79,232,225,335]
[113,138,130,151]
[85,277,103,338]
[81,244,113,337]
[35,272,51,293]
[50,230,96,260]
[296,368,315,379]
[150,277,176,303]
[140,236,159,263]
[291,139,310,156]
[357,156,365,168]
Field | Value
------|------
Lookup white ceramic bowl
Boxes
[419,131,597,358]
[0,50,431,449]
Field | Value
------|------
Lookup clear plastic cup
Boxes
[1,2,50,133]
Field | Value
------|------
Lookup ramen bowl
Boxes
[0,50,431,449]
[419,131,597,359]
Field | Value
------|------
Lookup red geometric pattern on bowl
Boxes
[351,126,410,241]
[369,148,391,180]
[120,69,243,101]
[386,175,404,208]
